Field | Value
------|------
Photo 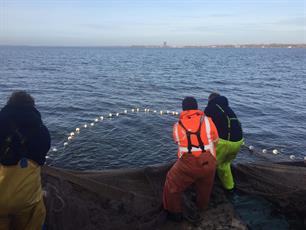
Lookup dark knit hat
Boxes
[182,97,198,111]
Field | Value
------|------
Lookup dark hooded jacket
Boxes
[0,105,50,166]
[204,96,243,142]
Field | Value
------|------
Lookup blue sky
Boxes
[0,0,305,46]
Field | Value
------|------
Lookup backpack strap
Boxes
[196,118,205,153]
[178,117,206,154]
[216,104,231,141]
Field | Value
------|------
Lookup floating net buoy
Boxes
[248,145,255,151]
[272,149,279,155]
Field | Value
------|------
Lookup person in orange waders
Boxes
[0,91,50,230]
[163,97,219,222]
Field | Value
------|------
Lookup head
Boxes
[208,92,220,102]
[182,97,198,111]
[7,91,35,107]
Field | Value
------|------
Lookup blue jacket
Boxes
[0,105,50,166]
[204,96,243,142]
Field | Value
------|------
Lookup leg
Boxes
[216,140,233,190]
[216,139,243,190]
[163,159,195,213]
[194,154,216,210]
[217,163,234,190]
[12,199,46,230]
[0,215,10,230]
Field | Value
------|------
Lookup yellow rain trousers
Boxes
[0,160,45,230]
[216,138,243,190]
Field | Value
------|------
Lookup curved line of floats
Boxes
[243,144,306,161]
[48,108,179,156]
[47,107,306,162]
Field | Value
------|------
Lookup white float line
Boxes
[53,114,304,163]
[245,144,303,161]
[62,107,180,147]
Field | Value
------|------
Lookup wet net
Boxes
[42,163,246,230]
[234,160,306,215]
[42,146,305,230]
[232,145,306,229]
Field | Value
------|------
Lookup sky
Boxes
[0,0,305,46]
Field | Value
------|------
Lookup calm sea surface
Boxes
[0,47,305,170]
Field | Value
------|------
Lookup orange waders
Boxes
[163,153,216,213]
[163,110,218,213]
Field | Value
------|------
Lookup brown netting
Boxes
[233,160,306,215]
[42,163,247,230]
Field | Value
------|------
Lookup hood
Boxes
[208,95,229,107]
[0,105,42,128]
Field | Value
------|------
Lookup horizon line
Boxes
[0,43,305,48]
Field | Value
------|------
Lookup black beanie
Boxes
[182,97,198,111]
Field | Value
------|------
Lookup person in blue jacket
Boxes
[0,91,50,230]
[204,92,243,190]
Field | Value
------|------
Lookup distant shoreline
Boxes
[0,44,305,48]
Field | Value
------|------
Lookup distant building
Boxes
[163,41,167,48]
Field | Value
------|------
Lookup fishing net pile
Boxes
[234,160,306,216]
[42,145,306,230]
[42,163,246,230]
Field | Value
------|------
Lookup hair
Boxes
[7,91,35,107]
[208,92,220,102]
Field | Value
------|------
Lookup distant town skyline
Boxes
[0,0,305,46]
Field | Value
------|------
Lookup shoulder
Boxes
[0,105,12,118]
[204,103,218,117]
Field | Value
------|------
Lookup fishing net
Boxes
[233,160,306,214]
[42,163,246,230]
[232,145,306,229]
[42,143,306,229]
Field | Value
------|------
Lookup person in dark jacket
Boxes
[0,91,50,230]
[204,93,243,190]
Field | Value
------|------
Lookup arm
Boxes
[27,124,51,165]
[204,104,213,117]
[0,113,10,150]
[172,122,179,143]
[209,117,219,146]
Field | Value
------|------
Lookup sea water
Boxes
[1,46,305,229]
